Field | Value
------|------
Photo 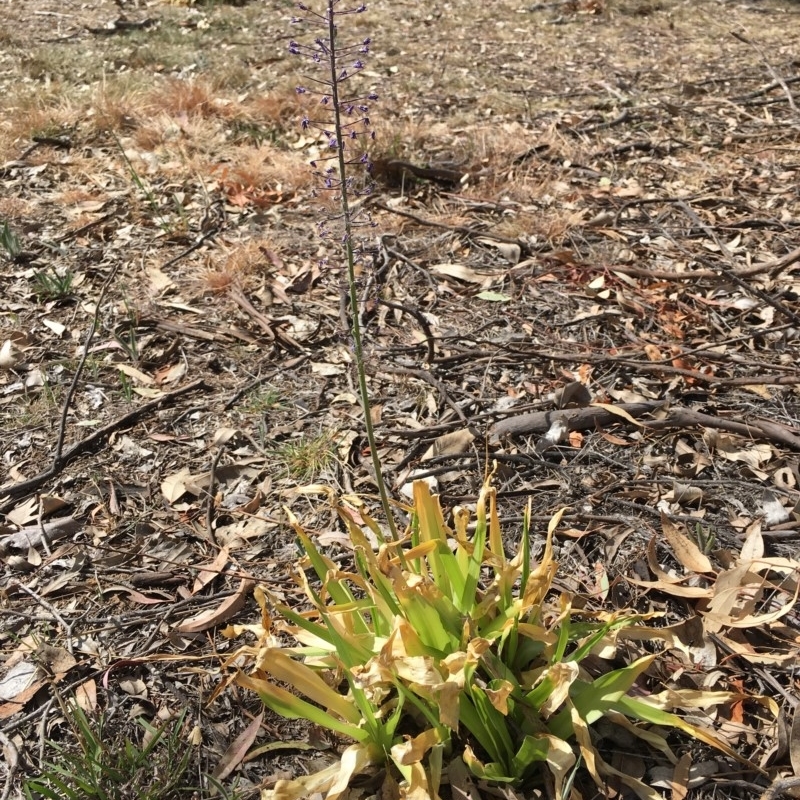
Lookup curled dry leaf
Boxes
[161,467,191,503]
[477,237,521,264]
[400,428,475,497]
[212,711,264,781]
[664,482,703,507]
[591,402,645,428]
[193,547,230,594]
[554,380,592,409]
[176,578,254,634]
[661,513,713,574]
[789,706,800,778]
[0,339,18,370]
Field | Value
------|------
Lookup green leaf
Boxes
[252,648,363,724]
[240,674,367,742]
[277,602,374,666]
[548,653,658,739]
[552,598,571,663]
[462,747,517,783]
[393,578,460,654]
[613,694,759,770]
[566,615,638,664]
[412,481,451,593]
[465,686,516,770]
[476,291,512,302]
[462,515,487,619]
[511,734,551,776]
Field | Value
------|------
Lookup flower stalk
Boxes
[291,0,397,539]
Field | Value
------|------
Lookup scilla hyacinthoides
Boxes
[289,1,397,539]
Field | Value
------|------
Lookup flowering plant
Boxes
[289,0,396,539]
[226,4,766,799]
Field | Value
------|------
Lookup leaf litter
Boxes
[0,0,799,797]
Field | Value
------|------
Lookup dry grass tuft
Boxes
[198,237,278,296]
[247,89,312,129]
[219,238,276,279]
[204,144,315,204]
[1,96,78,154]
[146,77,221,119]
[90,91,145,134]
[0,197,35,221]
[200,265,238,294]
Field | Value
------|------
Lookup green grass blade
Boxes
[464,686,516,771]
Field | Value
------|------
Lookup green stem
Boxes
[325,2,398,540]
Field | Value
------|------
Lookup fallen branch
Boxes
[675,201,800,327]
[489,401,664,442]
[374,202,526,249]
[644,408,800,451]
[731,31,799,117]
[0,516,83,555]
[606,244,800,282]
[55,264,120,462]
[490,401,800,451]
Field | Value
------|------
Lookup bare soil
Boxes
[1,0,800,797]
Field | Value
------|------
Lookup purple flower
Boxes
[291,0,378,235]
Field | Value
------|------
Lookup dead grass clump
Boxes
[258,147,314,193]
[1,96,79,149]
[147,77,221,119]
[204,144,314,205]
[132,121,172,152]
[0,197,35,222]
[246,87,316,131]
[220,238,275,280]
[89,93,143,135]
[132,110,230,157]
[198,237,277,295]
[59,189,108,206]
[521,207,588,244]
[201,264,238,294]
